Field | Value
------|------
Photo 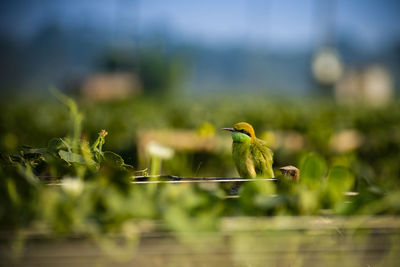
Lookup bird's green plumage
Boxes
[228,123,274,179]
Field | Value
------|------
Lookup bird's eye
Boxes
[240,129,251,137]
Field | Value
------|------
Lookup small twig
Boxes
[132,175,276,182]
[194,162,203,177]
[130,177,276,184]
[46,176,276,186]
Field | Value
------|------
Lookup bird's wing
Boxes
[250,139,274,178]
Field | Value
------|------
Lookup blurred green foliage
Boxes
[98,47,185,95]
[0,93,400,238]
[1,95,399,184]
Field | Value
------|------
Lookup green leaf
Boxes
[103,151,125,166]
[102,151,135,170]
[48,138,70,153]
[327,166,354,196]
[6,179,20,205]
[22,148,47,155]
[299,153,327,188]
[58,150,95,165]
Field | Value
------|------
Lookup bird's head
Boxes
[222,122,255,142]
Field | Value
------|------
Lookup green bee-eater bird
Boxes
[223,122,274,178]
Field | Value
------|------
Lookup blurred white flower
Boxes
[147,141,175,159]
[312,47,343,84]
[61,177,84,196]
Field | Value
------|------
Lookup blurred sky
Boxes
[1,0,399,50]
[0,0,399,94]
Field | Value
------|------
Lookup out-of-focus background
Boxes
[1,1,400,266]
[1,0,399,96]
[1,0,399,181]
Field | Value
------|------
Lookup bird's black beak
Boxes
[222,127,235,132]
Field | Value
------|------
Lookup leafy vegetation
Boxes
[1,93,400,239]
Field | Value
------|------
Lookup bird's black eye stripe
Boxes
[239,129,251,137]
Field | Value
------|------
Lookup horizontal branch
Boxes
[131,176,276,184]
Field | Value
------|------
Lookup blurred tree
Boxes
[97,47,185,96]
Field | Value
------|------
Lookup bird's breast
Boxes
[232,142,256,178]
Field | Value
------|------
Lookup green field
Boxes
[1,93,400,265]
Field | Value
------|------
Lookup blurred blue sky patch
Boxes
[0,0,399,94]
